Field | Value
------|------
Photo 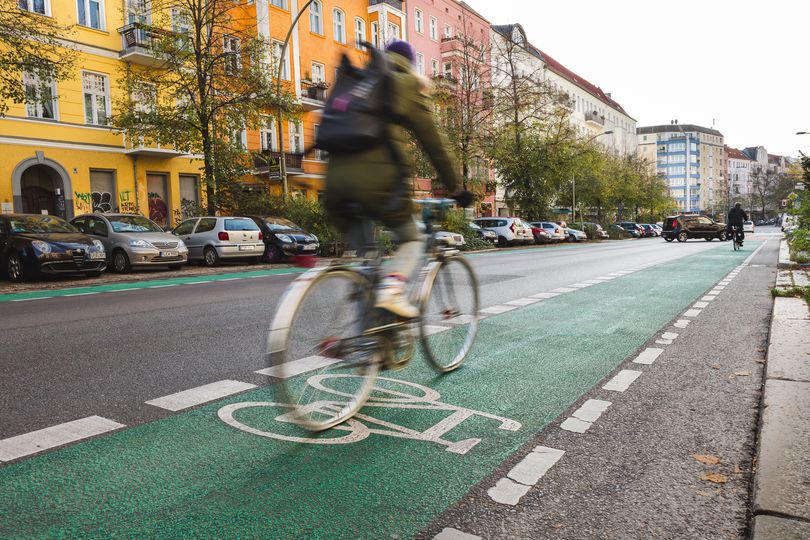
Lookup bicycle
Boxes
[265,199,480,431]
[730,226,743,251]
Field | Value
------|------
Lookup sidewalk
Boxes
[751,244,810,539]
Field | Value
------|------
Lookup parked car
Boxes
[526,222,552,244]
[640,224,659,237]
[610,223,640,238]
[247,216,319,263]
[532,222,567,243]
[581,222,610,239]
[71,213,188,273]
[616,221,645,237]
[566,227,588,242]
[469,222,497,244]
[472,217,533,246]
[435,231,465,247]
[0,213,106,282]
[743,220,755,233]
[661,215,728,242]
[172,216,264,266]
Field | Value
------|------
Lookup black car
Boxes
[0,214,107,282]
[616,221,644,237]
[469,222,498,243]
[248,216,319,263]
[661,215,728,242]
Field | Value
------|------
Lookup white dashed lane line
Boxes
[145,380,257,412]
[683,309,702,317]
[603,370,642,392]
[0,416,125,462]
[487,446,566,506]
[479,305,517,315]
[560,399,612,434]
[434,528,481,540]
[633,347,664,365]
[256,355,340,378]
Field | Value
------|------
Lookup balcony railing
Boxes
[253,151,304,175]
[584,111,605,126]
[118,23,169,67]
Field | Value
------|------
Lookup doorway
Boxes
[20,164,65,217]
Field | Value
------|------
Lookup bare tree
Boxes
[114,0,297,213]
[750,167,778,219]
[0,0,75,116]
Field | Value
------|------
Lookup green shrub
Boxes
[581,223,600,241]
[608,225,630,240]
[787,228,810,261]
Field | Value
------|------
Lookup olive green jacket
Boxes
[325,52,461,230]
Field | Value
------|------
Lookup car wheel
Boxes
[168,265,183,271]
[498,236,509,247]
[719,231,728,241]
[705,237,713,242]
[677,232,688,242]
[203,246,220,267]
[6,252,26,283]
[112,250,131,273]
[664,237,674,242]
[264,244,282,263]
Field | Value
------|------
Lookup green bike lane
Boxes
[0,243,757,538]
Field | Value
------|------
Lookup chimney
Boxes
[606,92,611,98]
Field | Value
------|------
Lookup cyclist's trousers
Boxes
[346,217,424,280]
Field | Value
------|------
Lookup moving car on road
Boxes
[247,216,319,263]
[661,215,728,242]
[173,216,264,267]
[743,220,754,233]
[472,217,533,246]
[72,213,188,273]
[1,214,106,282]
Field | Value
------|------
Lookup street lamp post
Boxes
[275,0,317,199]
[572,130,613,227]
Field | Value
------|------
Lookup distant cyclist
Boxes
[727,202,748,246]
[324,40,468,319]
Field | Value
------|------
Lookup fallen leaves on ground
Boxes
[693,454,721,465]
[711,364,721,370]
[701,472,728,484]
[735,371,752,376]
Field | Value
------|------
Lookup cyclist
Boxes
[325,40,469,319]
[727,202,748,246]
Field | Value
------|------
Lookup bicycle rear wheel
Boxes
[419,255,480,372]
[266,267,380,431]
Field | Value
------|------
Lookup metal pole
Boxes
[275,0,315,199]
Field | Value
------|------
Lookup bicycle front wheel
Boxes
[419,255,480,373]
[266,267,380,431]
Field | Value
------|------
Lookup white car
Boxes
[533,222,567,242]
[472,217,533,246]
[435,231,465,247]
[743,221,754,233]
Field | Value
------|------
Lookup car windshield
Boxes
[9,215,76,233]
[469,222,481,230]
[109,216,163,233]
[225,218,260,231]
[262,217,299,231]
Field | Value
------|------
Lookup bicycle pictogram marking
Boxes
[218,375,521,455]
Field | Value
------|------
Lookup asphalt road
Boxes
[0,228,782,538]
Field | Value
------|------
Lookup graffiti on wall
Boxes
[119,190,137,214]
[92,191,113,213]
[74,191,92,214]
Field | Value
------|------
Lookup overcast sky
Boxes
[472,0,809,157]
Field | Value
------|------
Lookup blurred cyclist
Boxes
[324,40,469,319]
[727,202,748,246]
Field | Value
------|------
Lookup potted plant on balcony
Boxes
[306,81,329,101]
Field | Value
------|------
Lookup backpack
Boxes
[315,44,394,154]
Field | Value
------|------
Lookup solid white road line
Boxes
[63,292,99,297]
[0,416,125,462]
[530,292,560,299]
[684,309,702,317]
[603,370,642,392]
[633,348,663,365]
[107,287,140,293]
[148,284,178,289]
[10,297,46,302]
[218,277,243,282]
[256,355,340,378]
[480,305,517,315]
[145,380,257,412]
[434,528,481,540]
[186,281,214,285]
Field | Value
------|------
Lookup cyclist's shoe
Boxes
[375,274,419,319]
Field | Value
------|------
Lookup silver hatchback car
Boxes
[172,216,264,266]
[71,213,189,273]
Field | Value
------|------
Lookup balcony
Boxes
[584,111,605,126]
[252,151,304,176]
[299,81,328,111]
[124,137,186,157]
[118,23,166,68]
[369,0,404,9]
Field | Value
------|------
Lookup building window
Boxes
[313,124,328,160]
[18,0,49,16]
[77,0,105,30]
[309,0,322,34]
[89,170,115,212]
[333,8,346,44]
[443,62,452,78]
[354,17,365,48]
[23,71,57,120]
[444,24,452,39]
[289,121,303,153]
[272,41,290,80]
[431,59,438,76]
[386,22,399,43]
[270,0,287,9]
[371,22,379,47]
[223,35,241,73]
[261,117,277,151]
[416,53,424,75]
[82,71,110,125]
[429,16,437,41]
[311,61,324,83]
[414,8,423,34]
